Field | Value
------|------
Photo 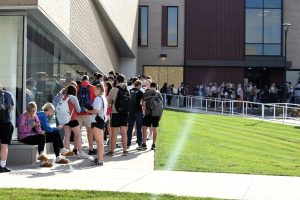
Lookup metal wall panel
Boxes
[185,0,245,61]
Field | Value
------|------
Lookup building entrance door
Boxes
[245,68,270,89]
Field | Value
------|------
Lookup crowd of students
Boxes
[161,81,300,106]
[0,71,163,172]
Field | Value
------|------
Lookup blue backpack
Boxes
[77,85,91,112]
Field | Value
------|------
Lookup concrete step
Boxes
[7,141,38,165]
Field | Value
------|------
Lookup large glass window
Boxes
[245,0,282,56]
[264,9,281,43]
[0,16,24,128]
[26,17,93,110]
[167,7,178,47]
[246,0,263,8]
[138,6,148,46]
[246,9,263,43]
[144,66,183,89]
[264,0,282,8]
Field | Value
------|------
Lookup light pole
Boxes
[282,23,291,103]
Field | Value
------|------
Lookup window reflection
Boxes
[264,9,281,43]
[264,0,281,8]
[245,0,282,56]
[144,66,183,89]
[26,17,92,110]
[0,16,23,129]
[246,9,263,43]
[246,0,263,8]
[245,44,263,55]
[138,6,148,46]
[264,44,281,55]
[167,7,178,47]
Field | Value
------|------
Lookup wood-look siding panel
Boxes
[185,0,245,61]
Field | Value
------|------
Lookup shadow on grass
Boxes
[244,121,264,126]
[165,108,204,115]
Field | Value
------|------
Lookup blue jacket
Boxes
[36,111,57,133]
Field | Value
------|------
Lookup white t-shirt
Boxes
[90,95,108,123]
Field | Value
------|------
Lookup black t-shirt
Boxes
[130,88,144,113]
[0,90,14,123]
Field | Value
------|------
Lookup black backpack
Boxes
[0,91,7,122]
[115,86,131,114]
[129,89,139,113]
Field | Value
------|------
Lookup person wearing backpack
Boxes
[60,85,90,159]
[107,74,130,156]
[139,82,163,151]
[127,80,144,148]
[76,75,96,155]
[85,84,108,166]
[0,84,14,173]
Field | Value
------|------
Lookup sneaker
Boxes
[105,151,114,156]
[122,151,129,156]
[115,144,121,148]
[90,158,103,166]
[151,144,156,150]
[73,148,78,155]
[88,148,97,155]
[141,143,147,150]
[61,150,75,157]
[77,151,90,159]
[0,166,11,173]
[40,161,53,168]
[136,146,143,151]
[55,156,70,164]
[38,155,48,162]
[60,148,69,155]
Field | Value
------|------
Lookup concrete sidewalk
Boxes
[1,135,300,200]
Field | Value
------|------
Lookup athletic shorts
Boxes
[111,113,128,127]
[143,115,160,128]
[78,115,91,128]
[91,121,105,130]
[65,120,79,128]
[0,122,14,145]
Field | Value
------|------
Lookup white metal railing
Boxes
[162,94,300,125]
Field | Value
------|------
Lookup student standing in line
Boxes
[0,84,14,173]
[62,85,90,159]
[85,84,107,166]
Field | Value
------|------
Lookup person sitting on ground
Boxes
[85,84,108,166]
[37,103,74,164]
[18,102,53,167]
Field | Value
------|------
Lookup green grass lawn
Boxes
[156,110,300,176]
[0,189,216,200]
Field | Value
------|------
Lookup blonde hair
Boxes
[26,102,37,113]
[95,83,105,96]
[42,102,55,112]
